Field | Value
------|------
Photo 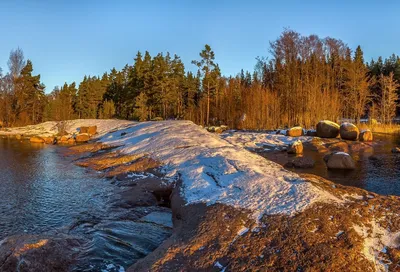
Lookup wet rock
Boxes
[68,138,76,145]
[316,120,340,138]
[0,234,85,272]
[360,129,373,142]
[339,122,359,141]
[285,157,315,168]
[327,141,349,153]
[76,133,90,143]
[286,126,303,137]
[15,134,22,140]
[30,136,45,143]
[287,140,303,154]
[349,142,373,153]
[323,152,355,169]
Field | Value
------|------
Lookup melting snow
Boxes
[96,120,336,220]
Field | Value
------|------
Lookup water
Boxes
[262,133,400,196]
[0,138,113,239]
[0,137,172,271]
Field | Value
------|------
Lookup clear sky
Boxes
[1,0,400,93]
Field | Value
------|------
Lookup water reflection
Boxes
[262,133,400,196]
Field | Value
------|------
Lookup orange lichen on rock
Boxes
[76,152,146,171]
[14,239,49,257]
[105,157,160,177]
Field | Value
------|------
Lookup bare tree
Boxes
[379,72,400,124]
[8,48,25,79]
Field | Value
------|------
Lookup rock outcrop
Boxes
[323,152,355,169]
[316,120,340,138]
[339,122,359,141]
[0,234,85,272]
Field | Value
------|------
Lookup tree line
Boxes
[1,29,400,129]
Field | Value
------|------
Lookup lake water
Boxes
[262,133,400,196]
[0,137,172,271]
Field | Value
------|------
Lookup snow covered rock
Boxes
[286,126,303,137]
[287,140,303,154]
[339,122,359,141]
[316,120,340,138]
[359,129,373,142]
[323,152,355,169]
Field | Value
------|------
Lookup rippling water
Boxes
[0,138,113,240]
[0,138,172,271]
[262,133,400,196]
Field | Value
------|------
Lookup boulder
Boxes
[220,125,229,131]
[16,134,22,140]
[340,122,359,141]
[327,141,349,153]
[30,136,44,143]
[76,133,90,143]
[360,129,373,142]
[44,137,56,144]
[287,140,303,154]
[316,120,340,138]
[286,126,303,137]
[80,126,97,136]
[207,127,216,133]
[323,152,355,169]
[285,157,315,168]
[88,126,97,135]
[214,127,223,134]
[68,138,76,145]
[306,130,317,137]
[59,135,70,143]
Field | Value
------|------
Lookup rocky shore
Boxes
[1,120,400,271]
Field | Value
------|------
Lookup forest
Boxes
[1,29,400,129]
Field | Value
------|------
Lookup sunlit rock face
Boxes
[0,234,85,272]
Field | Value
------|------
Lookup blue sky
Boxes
[1,0,400,93]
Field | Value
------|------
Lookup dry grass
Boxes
[358,123,400,134]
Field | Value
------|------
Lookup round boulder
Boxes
[360,129,373,142]
[29,136,44,143]
[286,126,303,137]
[340,122,359,141]
[287,140,303,154]
[316,120,340,138]
[76,133,90,143]
[324,152,355,169]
